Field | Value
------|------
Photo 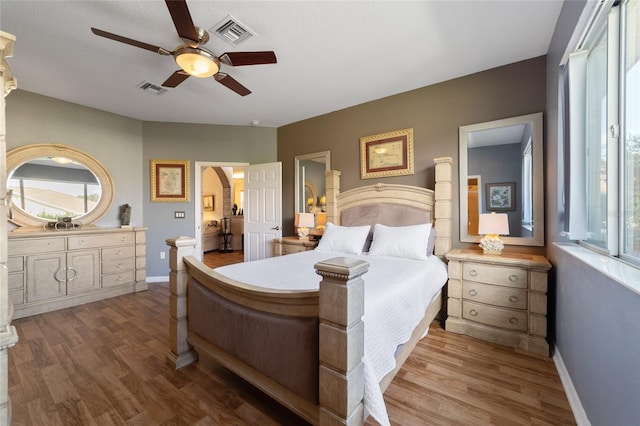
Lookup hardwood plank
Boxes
[8,252,575,425]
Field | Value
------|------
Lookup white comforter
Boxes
[214,250,448,426]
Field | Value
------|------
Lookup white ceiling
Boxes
[0,1,564,128]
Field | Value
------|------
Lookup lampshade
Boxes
[478,213,509,236]
[295,212,315,228]
[319,194,326,206]
[315,212,327,227]
[175,47,220,78]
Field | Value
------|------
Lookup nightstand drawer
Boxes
[282,244,307,255]
[463,263,527,288]
[462,281,527,309]
[462,301,528,331]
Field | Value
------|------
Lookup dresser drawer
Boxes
[102,258,134,275]
[462,301,527,331]
[8,272,24,290]
[9,237,65,255]
[463,263,527,288]
[102,246,135,261]
[9,289,25,306]
[8,256,24,273]
[68,232,133,250]
[462,281,527,309]
[102,270,135,288]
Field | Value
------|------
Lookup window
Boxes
[568,0,640,265]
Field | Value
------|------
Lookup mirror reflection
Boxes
[295,151,330,215]
[8,156,101,221]
[6,144,115,228]
[459,112,543,247]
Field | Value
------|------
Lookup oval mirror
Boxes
[6,144,114,228]
[459,112,544,247]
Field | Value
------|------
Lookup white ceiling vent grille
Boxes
[210,15,256,46]
[137,81,168,96]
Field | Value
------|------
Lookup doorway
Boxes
[194,161,248,260]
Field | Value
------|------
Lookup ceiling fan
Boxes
[91,0,277,96]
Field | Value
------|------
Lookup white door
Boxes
[244,162,282,261]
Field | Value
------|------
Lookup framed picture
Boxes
[203,195,214,211]
[360,128,414,179]
[485,182,515,211]
[150,159,190,202]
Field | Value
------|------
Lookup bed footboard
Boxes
[166,237,370,426]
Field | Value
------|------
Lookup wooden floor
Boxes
[8,251,576,425]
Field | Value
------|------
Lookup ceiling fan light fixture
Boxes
[175,47,220,78]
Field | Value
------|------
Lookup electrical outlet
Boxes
[160,251,165,260]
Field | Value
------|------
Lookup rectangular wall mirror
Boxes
[459,112,544,247]
[294,151,331,215]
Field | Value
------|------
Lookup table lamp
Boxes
[478,212,509,255]
[295,212,315,239]
[315,212,327,230]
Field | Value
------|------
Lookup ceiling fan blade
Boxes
[165,0,199,43]
[162,70,191,88]
[214,73,251,96]
[91,28,171,55]
[219,51,277,67]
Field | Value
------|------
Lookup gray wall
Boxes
[546,1,640,424]
[6,90,144,228]
[142,122,276,276]
[5,90,277,278]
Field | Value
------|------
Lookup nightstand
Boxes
[445,249,552,357]
[273,236,318,256]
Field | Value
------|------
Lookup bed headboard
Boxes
[324,157,453,257]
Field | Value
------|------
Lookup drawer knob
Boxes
[509,274,518,282]
[509,295,519,303]
[509,317,519,324]
[468,289,478,296]
[469,270,478,277]
[116,250,122,255]
[469,309,478,317]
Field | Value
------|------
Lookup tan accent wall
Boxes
[277,56,546,249]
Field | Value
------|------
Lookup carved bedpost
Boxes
[0,31,18,425]
[166,236,198,369]
[325,170,341,225]
[315,257,369,426]
[433,157,453,257]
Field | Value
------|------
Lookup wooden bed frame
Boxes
[166,157,452,425]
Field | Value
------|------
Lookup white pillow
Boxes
[368,223,433,261]
[315,222,371,254]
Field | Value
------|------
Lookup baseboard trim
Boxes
[147,276,169,283]
[553,346,591,426]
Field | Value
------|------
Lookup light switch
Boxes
[175,211,185,219]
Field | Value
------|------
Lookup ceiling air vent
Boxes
[210,15,256,46]
[137,81,168,95]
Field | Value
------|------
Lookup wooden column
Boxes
[433,157,453,257]
[0,30,18,425]
[315,257,369,426]
[166,236,198,369]
[325,170,341,225]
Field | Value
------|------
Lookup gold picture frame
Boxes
[150,159,190,202]
[360,128,414,179]
[203,195,214,211]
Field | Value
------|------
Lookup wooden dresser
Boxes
[8,227,147,319]
[445,249,551,357]
[273,236,318,256]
